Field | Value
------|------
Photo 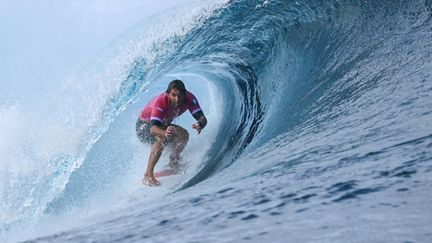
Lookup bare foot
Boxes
[142,176,160,187]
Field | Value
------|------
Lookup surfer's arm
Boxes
[192,111,207,134]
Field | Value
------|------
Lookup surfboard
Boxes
[154,168,177,178]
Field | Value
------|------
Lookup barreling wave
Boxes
[139,0,432,187]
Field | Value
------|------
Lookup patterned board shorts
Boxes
[136,119,157,144]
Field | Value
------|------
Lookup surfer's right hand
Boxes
[165,126,175,138]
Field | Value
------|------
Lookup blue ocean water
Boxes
[1,0,432,242]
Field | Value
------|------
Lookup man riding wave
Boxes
[136,79,207,186]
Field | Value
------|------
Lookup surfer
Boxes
[136,79,207,186]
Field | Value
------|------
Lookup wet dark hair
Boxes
[166,79,186,95]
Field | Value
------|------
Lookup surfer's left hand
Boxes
[192,123,202,134]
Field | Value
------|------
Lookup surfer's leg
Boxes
[136,119,156,144]
[169,125,189,168]
[144,137,165,186]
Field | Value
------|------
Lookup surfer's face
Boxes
[168,88,183,107]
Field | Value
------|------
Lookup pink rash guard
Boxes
[139,91,202,126]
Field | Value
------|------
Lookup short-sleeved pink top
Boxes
[139,91,202,126]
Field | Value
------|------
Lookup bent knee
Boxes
[153,138,166,149]
[176,127,189,140]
